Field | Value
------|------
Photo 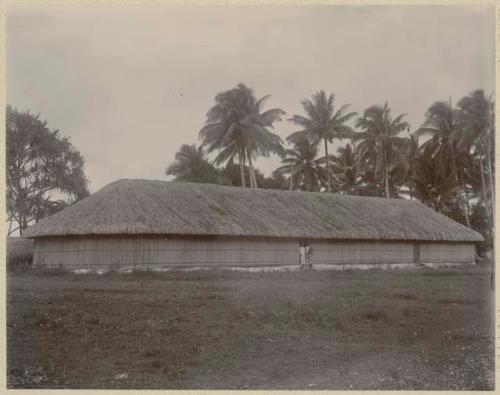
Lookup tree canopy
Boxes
[7,105,89,235]
[199,83,285,188]
[166,144,224,184]
[353,102,409,198]
[288,91,356,192]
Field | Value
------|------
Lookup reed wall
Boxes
[420,242,475,264]
[33,236,299,269]
[32,235,477,270]
[310,240,415,265]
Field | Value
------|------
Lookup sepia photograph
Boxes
[5,3,495,390]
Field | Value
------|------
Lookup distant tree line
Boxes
[167,84,494,251]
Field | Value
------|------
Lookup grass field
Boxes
[7,265,495,390]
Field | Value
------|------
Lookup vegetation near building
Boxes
[288,91,357,193]
[275,136,327,192]
[6,106,89,236]
[198,83,285,189]
[353,102,409,199]
[166,86,494,252]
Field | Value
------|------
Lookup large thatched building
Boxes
[23,179,483,270]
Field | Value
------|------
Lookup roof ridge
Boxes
[106,178,421,203]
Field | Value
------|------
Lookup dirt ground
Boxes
[6,265,495,390]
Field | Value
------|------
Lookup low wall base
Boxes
[66,261,475,274]
[421,261,476,269]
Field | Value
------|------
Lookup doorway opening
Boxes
[299,242,313,267]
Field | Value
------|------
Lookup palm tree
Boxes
[411,145,460,212]
[288,91,357,192]
[416,100,459,154]
[275,137,326,191]
[353,103,410,198]
[166,144,223,184]
[453,138,477,227]
[329,144,359,194]
[199,83,285,188]
[416,100,474,227]
[401,133,420,200]
[456,89,495,220]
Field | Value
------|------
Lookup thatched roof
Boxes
[23,179,483,242]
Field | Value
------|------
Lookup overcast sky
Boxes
[7,5,495,193]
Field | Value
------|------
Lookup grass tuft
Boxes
[393,293,418,300]
[361,310,389,322]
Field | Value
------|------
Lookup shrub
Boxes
[7,238,33,272]
[31,266,70,276]
[128,268,161,279]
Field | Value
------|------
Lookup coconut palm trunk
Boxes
[8,218,14,235]
[479,157,491,219]
[450,150,471,228]
[239,153,246,188]
[19,215,27,237]
[488,99,495,217]
[486,149,495,216]
[324,139,330,192]
[461,186,471,228]
[408,164,414,200]
[452,145,471,227]
[289,165,294,190]
[384,149,390,198]
[306,171,313,191]
[384,166,390,198]
[247,154,258,188]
